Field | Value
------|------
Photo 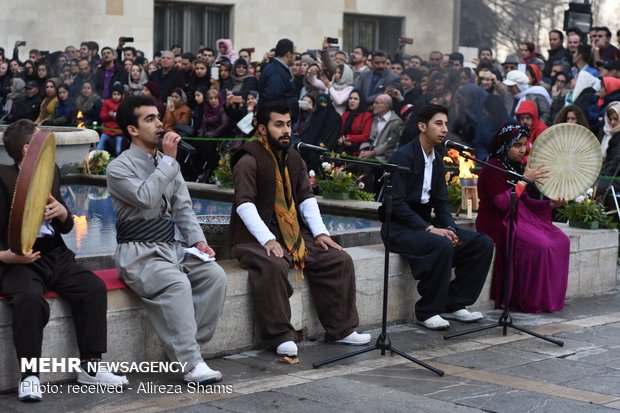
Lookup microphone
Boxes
[444,139,474,153]
[295,142,328,153]
[178,139,196,153]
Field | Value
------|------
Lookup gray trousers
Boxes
[116,242,227,371]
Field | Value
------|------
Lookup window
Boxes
[154,2,231,54]
[343,14,403,58]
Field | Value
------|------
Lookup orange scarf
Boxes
[258,135,306,280]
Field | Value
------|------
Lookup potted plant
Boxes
[310,162,374,201]
[316,162,355,199]
[213,153,233,188]
[445,174,462,213]
[78,150,111,175]
[557,188,609,229]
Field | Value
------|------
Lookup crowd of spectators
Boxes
[1,26,620,190]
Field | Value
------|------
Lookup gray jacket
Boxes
[364,111,406,162]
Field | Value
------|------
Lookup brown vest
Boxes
[230,141,307,245]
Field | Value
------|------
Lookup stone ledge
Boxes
[0,225,616,391]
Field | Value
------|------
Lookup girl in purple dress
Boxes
[476,122,570,312]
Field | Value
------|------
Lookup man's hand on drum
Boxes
[44,194,68,223]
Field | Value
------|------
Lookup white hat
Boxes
[502,70,529,87]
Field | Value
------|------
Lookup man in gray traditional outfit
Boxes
[106,95,227,384]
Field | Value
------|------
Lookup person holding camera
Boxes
[162,87,192,133]
[116,36,136,64]
[354,50,401,109]
[94,46,128,99]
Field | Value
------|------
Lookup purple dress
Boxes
[476,158,570,312]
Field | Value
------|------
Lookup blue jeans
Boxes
[97,133,123,156]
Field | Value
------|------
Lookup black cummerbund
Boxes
[116,219,175,243]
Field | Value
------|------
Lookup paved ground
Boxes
[3,289,620,413]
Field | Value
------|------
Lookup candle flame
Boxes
[76,111,85,128]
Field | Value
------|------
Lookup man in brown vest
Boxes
[230,101,370,357]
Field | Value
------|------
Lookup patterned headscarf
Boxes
[492,121,530,157]
[491,121,530,184]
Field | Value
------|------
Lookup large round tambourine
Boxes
[8,131,56,255]
[528,123,602,201]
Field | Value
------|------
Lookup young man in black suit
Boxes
[381,104,493,330]
[0,120,128,401]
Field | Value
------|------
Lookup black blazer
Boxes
[0,164,73,255]
[384,138,455,230]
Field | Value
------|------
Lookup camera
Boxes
[121,37,134,43]
[17,41,27,47]
[210,66,220,79]
[399,36,414,45]
[326,37,339,45]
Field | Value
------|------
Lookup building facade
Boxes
[1,0,458,61]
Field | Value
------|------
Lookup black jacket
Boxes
[149,68,185,100]
[259,58,298,122]
[9,94,41,122]
[382,139,455,230]
[0,164,74,278]
[543,46,572,78]
[93,64,128,99]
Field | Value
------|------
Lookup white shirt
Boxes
[421,143,435,204]
[236,198,328,246]
[37,217,55,237]
[375,111,392,138]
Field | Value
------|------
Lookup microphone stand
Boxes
[443,151,563,347]
[311,153,444,376]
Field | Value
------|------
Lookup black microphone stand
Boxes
[311,153,444,376]
[443,151,563,347]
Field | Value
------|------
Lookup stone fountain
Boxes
[0,125,99,175]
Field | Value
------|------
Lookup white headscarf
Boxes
[601,101,620,158]
[3,77,26,113]
[331,64,354,91]
[572,70,601,103]
[516,85,552,105]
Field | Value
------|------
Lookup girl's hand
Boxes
[523,164,549,183]
[550,199,567,208]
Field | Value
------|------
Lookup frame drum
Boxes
[528,123,602,201]
[8,131,56,255]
